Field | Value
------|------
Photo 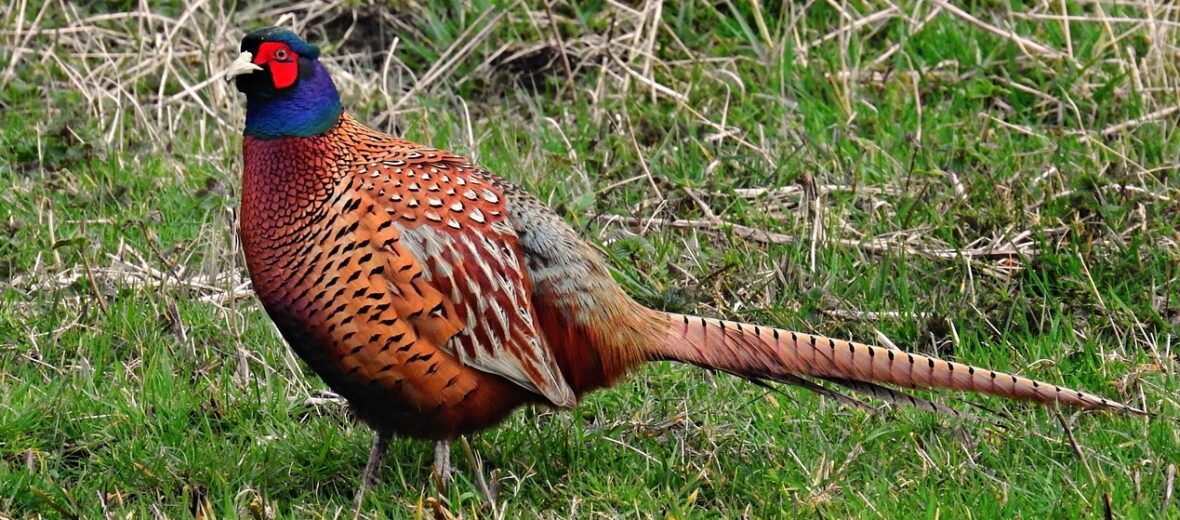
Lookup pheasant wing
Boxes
[350,146,577,408]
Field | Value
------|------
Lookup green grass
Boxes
[1,1,1177,518]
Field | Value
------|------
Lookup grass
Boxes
[1,0,1177,518]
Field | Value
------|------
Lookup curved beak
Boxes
[224,51,262,82]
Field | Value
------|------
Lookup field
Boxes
[1,0,1177,518]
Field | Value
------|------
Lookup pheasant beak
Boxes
[224,51,263,81]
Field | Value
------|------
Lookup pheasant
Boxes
[225,27,1143,503]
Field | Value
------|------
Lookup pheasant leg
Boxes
[432,440,452,488]
[354,430,390,509]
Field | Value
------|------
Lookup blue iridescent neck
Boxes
[244,59,342,139]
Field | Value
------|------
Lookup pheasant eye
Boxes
[274,48,289,61]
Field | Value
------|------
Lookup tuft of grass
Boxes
[1,0,1177,518]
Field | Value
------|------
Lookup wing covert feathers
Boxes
[347,134,577,408]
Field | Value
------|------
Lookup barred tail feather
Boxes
[650,312,1144,415]
[821,377,970,417]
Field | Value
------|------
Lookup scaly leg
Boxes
[432,440,452,489]
[354,430,390,509]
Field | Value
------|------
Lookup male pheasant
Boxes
[226,27,1142,503]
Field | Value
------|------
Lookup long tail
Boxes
[649,312,1144,414]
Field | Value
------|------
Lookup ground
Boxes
[1,0,1177,518]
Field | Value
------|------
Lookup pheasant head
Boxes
[227,27,342,139]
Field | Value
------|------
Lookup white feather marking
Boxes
[488,300,511,346]
[397,223,450,276]
[515,297,534,326]
[458,234,499,293]
[489,220,516,236]
[497,241,523,276]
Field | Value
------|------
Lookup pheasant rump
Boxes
[226,27,1143,502]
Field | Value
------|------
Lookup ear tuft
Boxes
[241,27,320,59]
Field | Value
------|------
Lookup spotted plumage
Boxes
[228,27,1142,505]
[240,117,584,439]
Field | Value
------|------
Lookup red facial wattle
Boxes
[254,41,298,89]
